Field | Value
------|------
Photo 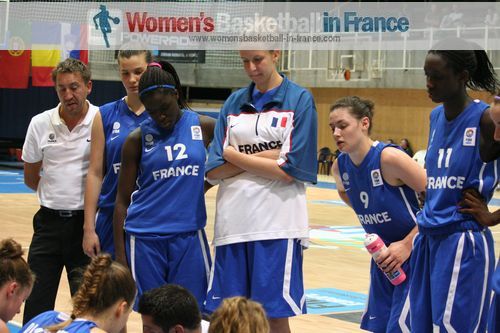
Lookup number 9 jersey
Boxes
[337,141,419,244]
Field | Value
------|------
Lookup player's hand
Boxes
[82,229,101,258]
[459,189,496,227]
[417,191,426,209]
[375,240,411,274]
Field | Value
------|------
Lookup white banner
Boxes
[1,2,500,51]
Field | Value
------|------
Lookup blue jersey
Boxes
[337,141,419,244]
[98,98,149,209]
[20,311,97,333]
[420,100,499,228]
[125,110,206,235]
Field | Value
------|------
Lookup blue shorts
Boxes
[410,225,494,332]
[488,260,500,333]
[204,239,305,318]
[361,260,411,333]
[126,230,211,310]
[95,207,114,258]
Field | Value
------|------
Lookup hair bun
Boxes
[0,238,24,260]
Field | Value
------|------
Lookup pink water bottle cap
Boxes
[364,234,384,254]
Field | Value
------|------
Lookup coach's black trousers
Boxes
[22,207,90,324]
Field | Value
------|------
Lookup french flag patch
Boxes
[271,117,288,128]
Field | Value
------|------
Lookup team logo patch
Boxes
[371,169,383,187]
[191,126,203,140]
[112,121,121,134]
[47,133,57,143]
[342,172,350,187]
[144,133,154,151]
[463,127,476,146]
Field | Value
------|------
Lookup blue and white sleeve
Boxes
[205,102,229,174]
[278,90,318,184]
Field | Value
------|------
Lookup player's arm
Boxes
[0,320,9,333]
[377,226,418,274]
[83,111,104,258]
[113,128,141,268]
[205,101,246,181]
[331,159,351,207]
[222,146,293,182]
[459,189,500,227]
[380,147,427,194]
[23,161,42,191]
[479,108,500,163]
[377,147,425,273]
[207,149,281,181]
[199,115,216,149]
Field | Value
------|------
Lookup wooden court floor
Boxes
[3,174,500,332]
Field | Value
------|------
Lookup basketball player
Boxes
[330,96,426,332]
[410,38,500,332]
[0,239,33,333]
[20,254,135,333]
[459,95,500,332]
[204,50,318,333]
[83,48,151,258]
[113,61,215,309]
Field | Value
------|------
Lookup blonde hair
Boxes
[208,297,269,333]
[46,254,136,332]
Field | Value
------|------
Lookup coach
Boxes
[21,58,98,324]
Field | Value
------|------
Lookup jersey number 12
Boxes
[165,144,188,161]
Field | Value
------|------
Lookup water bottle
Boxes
[364,233,406,286]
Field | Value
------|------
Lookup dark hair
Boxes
[330,96,375,134]
[117,47,152,65]
[47,254,136,332]
[138,60,190,110]
[0,238,33,290]
[51,58,91,84]
[428,38,499,95]
[138,284,201,331]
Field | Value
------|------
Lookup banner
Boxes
[1,2,500,51]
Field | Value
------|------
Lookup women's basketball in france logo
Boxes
[88,4,122,48]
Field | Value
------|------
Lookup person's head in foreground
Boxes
[208,297,270,333]
[138,284,202,333]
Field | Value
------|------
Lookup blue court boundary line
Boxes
[1,169,500,206]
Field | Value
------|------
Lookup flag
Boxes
[61,23,88,64]
[0,22,31,89]
[271,116,288,128]
[31,22,61,87]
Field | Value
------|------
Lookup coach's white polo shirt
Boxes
[22,101,98,210]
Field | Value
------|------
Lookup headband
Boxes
[148,62,162,68]
[139,84,176,97]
